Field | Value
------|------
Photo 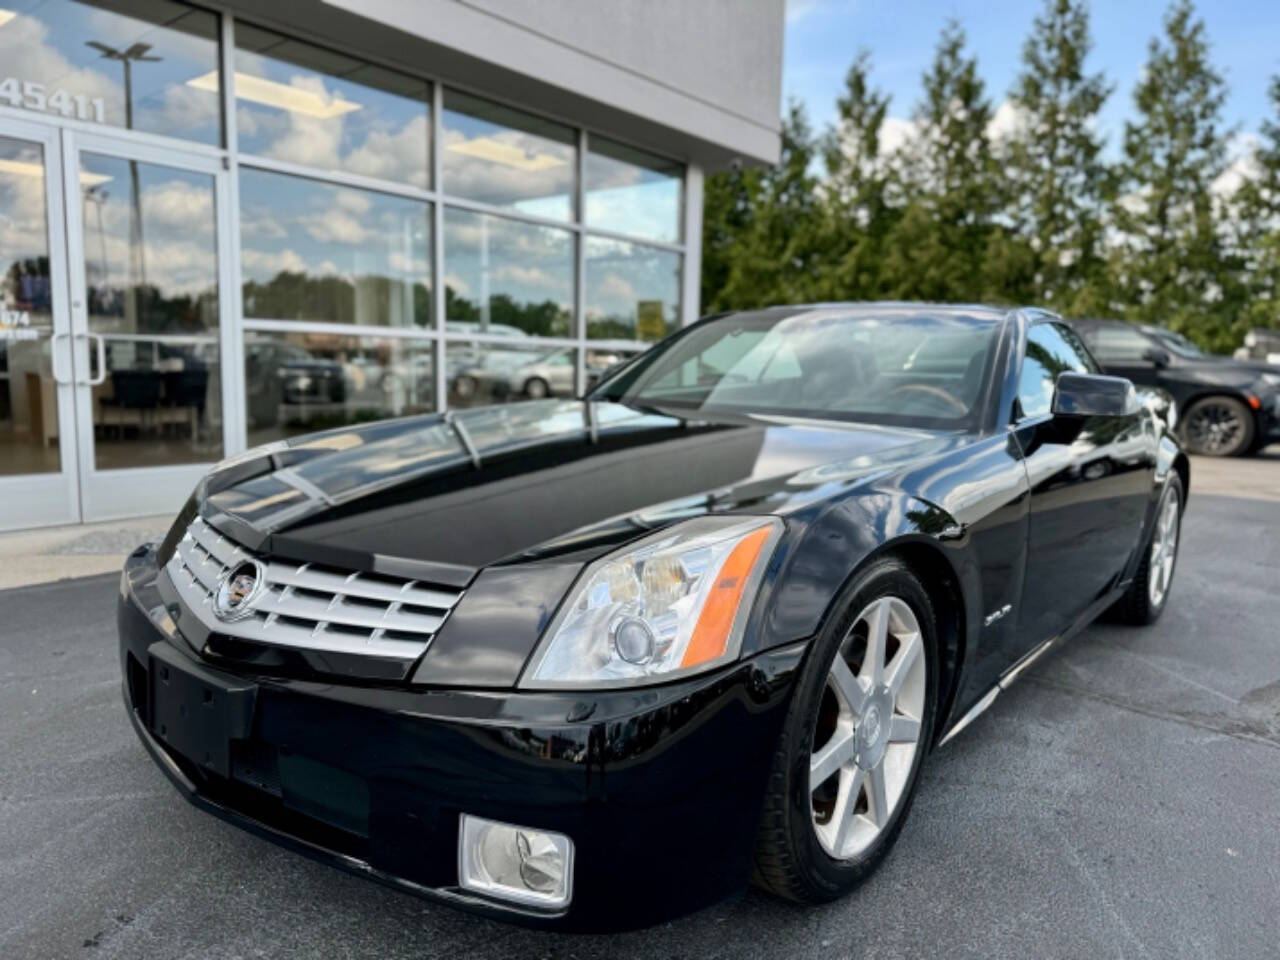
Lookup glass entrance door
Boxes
[0,116,79,531]
[62,129,232,522]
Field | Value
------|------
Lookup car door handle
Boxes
[76,332,107,386]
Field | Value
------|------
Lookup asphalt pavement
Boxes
[2,494,1279,959]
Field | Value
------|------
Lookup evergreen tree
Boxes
[703,103,830,310]
[700,157,761,313]
[1109,0,1237,349]
[1004,0,1112,313]
[886,20,999,302]
[1235,76,1280,332]
[821,52,899,300]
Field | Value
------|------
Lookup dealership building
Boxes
[0,0,783,530]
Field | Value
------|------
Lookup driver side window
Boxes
[1017,323,1095,419]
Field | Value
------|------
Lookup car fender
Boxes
[748,489,972,656]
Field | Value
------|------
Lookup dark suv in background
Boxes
[1071,318,1280,457]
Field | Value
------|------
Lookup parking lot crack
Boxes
[1027,675,1280,751]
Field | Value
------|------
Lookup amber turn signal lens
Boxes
[681,526,773,668]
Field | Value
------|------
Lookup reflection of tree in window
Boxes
[444,286,567,338]
[242,271,431,327]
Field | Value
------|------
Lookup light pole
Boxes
[86,41,160,328]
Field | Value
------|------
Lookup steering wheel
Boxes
[886,382,968,415]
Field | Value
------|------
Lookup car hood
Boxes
[197,399,962,578]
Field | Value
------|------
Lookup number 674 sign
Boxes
[0,77,106,123]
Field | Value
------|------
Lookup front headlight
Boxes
[521,516,783,689]
[1257,372,1280,390]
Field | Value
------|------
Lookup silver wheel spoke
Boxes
[867,764,889,827]
[889,714,920,743]
[885,629,922,697]
[861,598,891,686]
[831,766,864,852]
[810,730,855,790]
[829,655,869,717]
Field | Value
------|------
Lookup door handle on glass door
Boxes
[50,331,72,385]
[76,332,107,386]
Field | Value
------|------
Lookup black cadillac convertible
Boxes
[118,303,1188,931]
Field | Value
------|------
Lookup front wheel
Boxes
[753,558,937,903]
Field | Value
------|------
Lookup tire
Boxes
[1108,473,1183,626]
[753,557,938,903]
[1181,395,1255,457]
[524,377,550,399]
[453,375,478,401]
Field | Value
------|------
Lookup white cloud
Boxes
[1212,132,1261,201]
[241,247,307,279]
[986,100,1030,144]
[786,0,821,23]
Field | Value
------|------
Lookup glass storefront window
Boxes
[442,91,576,221]
[0,0,221,145]
[1,136,58,476]
[245,331,435,447]
[232,24,431,187]
[80,152,223,468]
[82,154,219,337]
[447,341,576,408]
[239,169,432,328]
[443,208,573,338]
[584,238,680,342]
[585,138,682,245]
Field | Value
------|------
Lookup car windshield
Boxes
[1151,329,1207,358]
[592,307,1002,427]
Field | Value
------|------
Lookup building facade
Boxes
[0,0,783,530]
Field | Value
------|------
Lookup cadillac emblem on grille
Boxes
[213,559,266,622]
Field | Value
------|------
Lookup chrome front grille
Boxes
[166,516,462,663]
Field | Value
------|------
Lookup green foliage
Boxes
[1003,0,1112,313]
[700,0,1280,353]
[1108,0,1240,350]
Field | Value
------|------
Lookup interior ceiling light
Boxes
[447,136,565,171]
[187,71,362,119]
[0,158,111,186]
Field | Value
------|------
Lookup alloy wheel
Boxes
[1185,401,1244,455]
[1148,488,1180,608]
[809,596,926,861]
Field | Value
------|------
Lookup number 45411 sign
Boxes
[0,78,106,123]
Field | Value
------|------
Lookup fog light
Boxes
[458,814,573,909]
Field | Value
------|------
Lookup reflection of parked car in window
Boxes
[1071,318,1280,457]
[245,342,345,428]
[453,350,575,401]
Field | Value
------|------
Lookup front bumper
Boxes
[118,546,803,931]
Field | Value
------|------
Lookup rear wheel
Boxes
[753,558,937,903]
[523,377,550,399]
[1109,473,1183,625]
[1181,396,1254,456]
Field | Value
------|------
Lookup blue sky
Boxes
[783,0,1280,158]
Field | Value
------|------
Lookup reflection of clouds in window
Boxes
[584,238,680,342]
[586,139,682,244]
[232,34,430,187]
[442,93,575,220]
[81,161,217,301]
[0,1,221,144]
[239,170,431,327]
[443,209,572,337]
[0,142,53,302]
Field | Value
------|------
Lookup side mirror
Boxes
[1051,372,1141,418]
[1141,346,1171,368]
